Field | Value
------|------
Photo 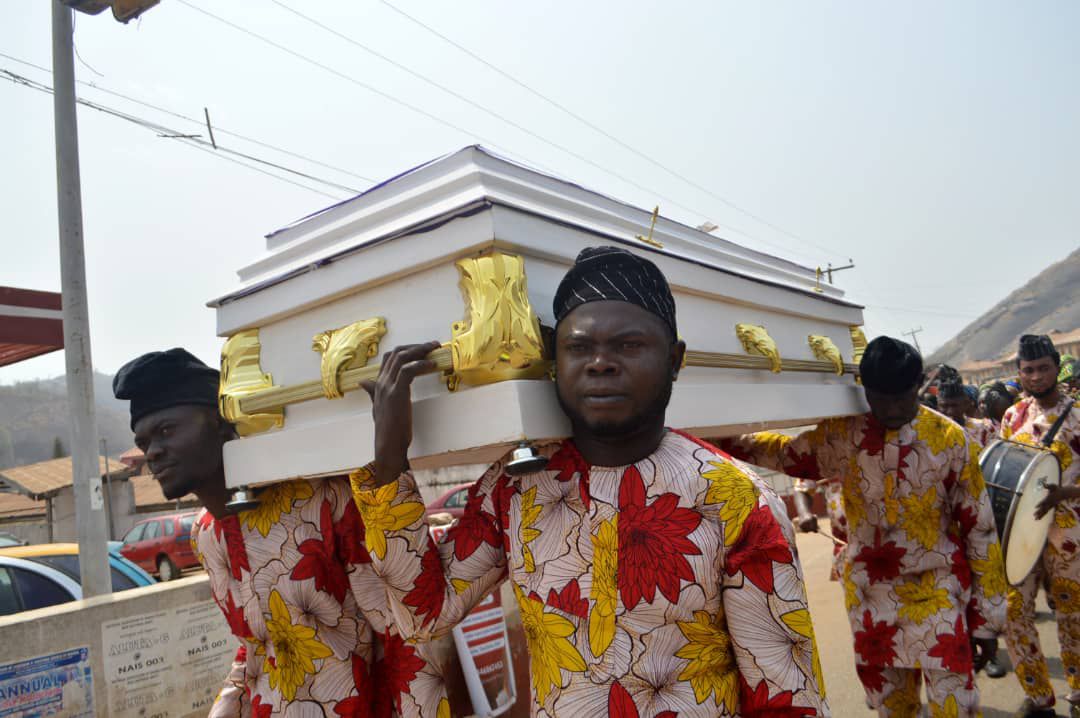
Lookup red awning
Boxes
[0,286,64,367]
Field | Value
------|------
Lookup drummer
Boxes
[999,334,1080,717]
[791,477,847,581]
[719,337,1007,717]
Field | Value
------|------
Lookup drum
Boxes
[980,439,1061,586]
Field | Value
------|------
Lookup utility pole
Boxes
[903,327,924,354]
[51,1,110,597]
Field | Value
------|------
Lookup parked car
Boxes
[0,531,27,547]
[118,511,201,581]
[425,483,473,520]
[0,543,155,616]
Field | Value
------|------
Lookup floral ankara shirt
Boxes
[190,477,449,717]
[720,407,1007,673]
[352,430,829,717]
[1000,393,1080,552]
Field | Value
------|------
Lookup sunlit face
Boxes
[133,405,228,500]
[864,384,921,429]
[554,301,684,439]
[1018,356,1059,399]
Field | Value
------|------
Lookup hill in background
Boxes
[0,372,133,470]
[928,246,1080,367]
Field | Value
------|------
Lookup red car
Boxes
[118,511,201,581]
[426,483,473,520]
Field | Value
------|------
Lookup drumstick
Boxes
[814,528,847,546]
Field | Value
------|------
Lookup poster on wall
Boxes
[430,524,516,717]
[0,646,94,717]
[101,600,234,717]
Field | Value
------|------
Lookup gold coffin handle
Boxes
[734,323,782,373]
[219,329,284,437]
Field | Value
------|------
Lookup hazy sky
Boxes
[2,0,1078,383]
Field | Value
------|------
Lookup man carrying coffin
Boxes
[998,334,1080,717]
[113,349,449,717]
[352,246,829,716]
[719,337,1006,717]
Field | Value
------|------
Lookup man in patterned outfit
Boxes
[720,336,1007,717]
[939,381,997,450]
[114,349,449,717]
[999,335,1080,717]
[791,478,847,581]
[353,247,829,716]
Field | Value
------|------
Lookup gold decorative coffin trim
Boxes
[219,330,284,436]
[808,334,844,376]
[312,318,387,399]
[734,323,782,373]
[222,253,859,424]
[685,350,857,375]
[849,326,867,365]
[447,252,548,391]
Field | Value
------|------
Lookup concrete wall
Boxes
[0,575,234,718]
[0,516,50,544]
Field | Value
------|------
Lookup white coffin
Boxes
[210,147,867,489]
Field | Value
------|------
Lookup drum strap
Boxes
[1043,398,1076,448]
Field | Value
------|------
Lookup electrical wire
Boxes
[0,67,350,201]
[178,0,823,263]
[0,51,375,186]
[374,0,849,261]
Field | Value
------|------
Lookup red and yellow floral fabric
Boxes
[793,478,846,581]
[720,407,1007,676]
[352,430,829,717]
[962,417,997,450]
[191,477,449,717]
[999,394,1080,708]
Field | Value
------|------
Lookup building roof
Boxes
[129,474,198,511]
[0,456,127,499]
[0,492,45,520]
[0,286,64,367]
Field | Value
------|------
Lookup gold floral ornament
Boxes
[447,252,549,391]
[240,480,313,537]
[260,589,333,700]
[219,329,284,437]
[311,318,387,399]
[734,323,782,373]
[849,325,868,384]
[513,583,586,703]
[849,326,868,365]
[352,481,425,560]
[675,609,738,711]
[894,572,952,623]
[588,517,618,657]
[807,334,844,376]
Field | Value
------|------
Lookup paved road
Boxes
[798,523,1064,716]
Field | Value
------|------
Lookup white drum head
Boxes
[1006,451,1060,585]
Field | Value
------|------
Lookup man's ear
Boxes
[671,340,687,380]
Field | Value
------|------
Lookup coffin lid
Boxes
[208,145,858,334]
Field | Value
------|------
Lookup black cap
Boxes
[113,348,220,429]
[553,246,676,336]
[859,336,923,394]
[1017,334,1060,365]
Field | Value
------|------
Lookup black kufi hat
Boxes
[1017,334,1060,365]
[113,348,220,429]
[859,336,923,394]
[938,380,967,400]
[553,246,676,335]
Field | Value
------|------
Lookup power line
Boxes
[0,50,375,185]
[375,0,848,262]
[178,0,818,263]
[0,67,350,201]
